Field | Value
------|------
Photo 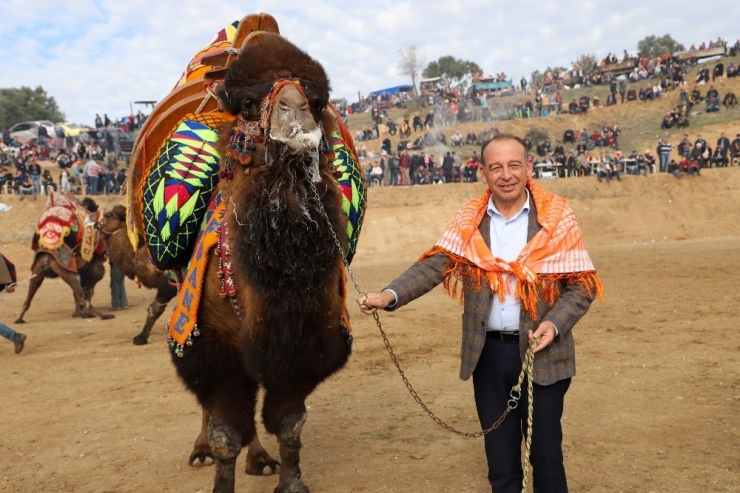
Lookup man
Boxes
[657,139,673,173]
[0,253,26,354]
[359,134,602,493]
[84,158,101,195]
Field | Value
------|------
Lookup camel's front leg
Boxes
[209,416,242,493]
[263,391,309,493]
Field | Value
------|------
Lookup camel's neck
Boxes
[228,160,343,294]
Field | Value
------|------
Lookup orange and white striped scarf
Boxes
[421,180,603,318]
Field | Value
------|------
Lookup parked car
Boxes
[55,122,92,138]
[9,120,56,144]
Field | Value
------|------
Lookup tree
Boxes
[637,34,685,58]
[530,66,567,87]
[571,53,598,73]
[397,44,425,96]
[423,55,483,91]
[0,86,65,130]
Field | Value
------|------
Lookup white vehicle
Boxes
[8,120,56,144]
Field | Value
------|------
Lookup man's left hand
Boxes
[528,321,557,353]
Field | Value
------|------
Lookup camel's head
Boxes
[98,205,127,237]
[217,33,331,180]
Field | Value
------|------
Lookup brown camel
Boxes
[15,196,114,324]
[156,33,359,493]
[99,205,178,345]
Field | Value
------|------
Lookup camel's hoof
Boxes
[100,314,115,320]
[80,312,95,319]
[132,334,149,346]
[189,449,214,468]
[246,457,280,476]
[273,482,309,493]
[14,319,25,324]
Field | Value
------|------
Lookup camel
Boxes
[15,195,114,323]
[98,205,178,345]
[127,24,366,491]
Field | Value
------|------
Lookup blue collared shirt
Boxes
[486,190,530,332]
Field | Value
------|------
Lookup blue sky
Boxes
[0,0,736,125]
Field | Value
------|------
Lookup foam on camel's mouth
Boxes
[266,125,323,183]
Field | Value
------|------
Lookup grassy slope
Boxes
[346,55,740,161]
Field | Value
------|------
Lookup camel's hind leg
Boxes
[14,268,46,324]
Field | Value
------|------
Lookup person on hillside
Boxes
[712,62,724,82]
[711,146,728,168]
[0,254,26,354]
[359,134,601,493]
[731,134,740,163]
[618,79,627,103]
[657,139,673,172]
[723,90,738,108]
[728,62,738,79]
[626,88,637,102]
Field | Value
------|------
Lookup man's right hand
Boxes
[358,291,396,315]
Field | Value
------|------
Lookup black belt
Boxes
[487,331,519,343]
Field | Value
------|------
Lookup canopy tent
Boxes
[368,84,413,97]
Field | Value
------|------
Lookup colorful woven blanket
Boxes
[422,180,603,318]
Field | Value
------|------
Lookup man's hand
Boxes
[528,321,557,353]
[5,284,15,294]
[357,291,396,315]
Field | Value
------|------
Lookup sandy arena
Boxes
[1,169,739,492]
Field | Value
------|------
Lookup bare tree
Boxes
[397,44,425,96]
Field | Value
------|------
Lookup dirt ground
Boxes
[1,169,739,492]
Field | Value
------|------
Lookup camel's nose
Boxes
[269,84,319,149]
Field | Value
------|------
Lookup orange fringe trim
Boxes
[420,246,604,320]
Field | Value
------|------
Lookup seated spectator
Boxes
[706,86,719,100]
[731,134,740,162]
[368,161,383,186]
[385,120,397,136]
[411,136,424,150]
[16,171,35,199]
[568,100,579,114]
[728,62,738,79]
[689,88,702,104]
[724,90,738,107]
[450,131,463,147]
[435,131,446,145]
[423,132,436,147]
[661,112,675,129]
[399,121,411,138]
[606,92,617,106]
[41,169,57,194]
[642,150,656,174]
[626,88,637,101]
[706,95,720,112]
[578,96,590,112]
[712,62,724,81]
[563,129,575,144]
[590,131,604,147]
[668,159,681,177]
[465,132,477,145]
[412,114,423,133]
[696,67,710,84]
[712,147,728,167]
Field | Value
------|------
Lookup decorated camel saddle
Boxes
[32,193,106,272]
[126,13,366,349]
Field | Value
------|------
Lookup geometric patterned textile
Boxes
[329,130,366,264]
[142,113,227,270]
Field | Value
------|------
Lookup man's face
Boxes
[479,139,532,208]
